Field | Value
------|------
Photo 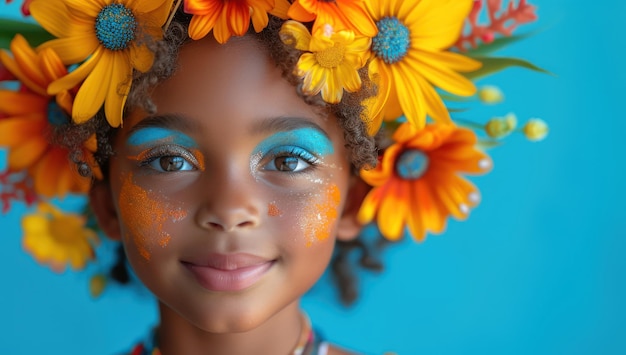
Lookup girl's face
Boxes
[99,35,354,332]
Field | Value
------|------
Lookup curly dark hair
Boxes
[55,12,389,305]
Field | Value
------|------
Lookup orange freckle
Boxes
[268,202,282,217]
[302,184,341,247]
[118,173,187,260]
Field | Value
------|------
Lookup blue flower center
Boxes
[47,101,69,126]
[396,149,429,180]
[372,17,410,64]
[95,4,136,51]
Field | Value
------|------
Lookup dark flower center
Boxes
[47,101,69,126]
[95,4,136,51]
[395,149,429,180]
[372,16,410,64]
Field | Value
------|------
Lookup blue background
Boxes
[1,1,624,354]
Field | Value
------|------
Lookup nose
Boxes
[194,169,262,232]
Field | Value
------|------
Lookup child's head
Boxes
[1,1,545,349]
[86,14,374,332]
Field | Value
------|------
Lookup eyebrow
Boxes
[250,116,331,140]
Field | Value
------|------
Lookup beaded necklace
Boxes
[130,313,328,355]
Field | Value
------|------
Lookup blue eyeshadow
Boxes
[127,127,197,148]
[253,127,334,157]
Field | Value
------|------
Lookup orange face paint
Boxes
[301,183,341,247]
[118,173,188,260]
[268,202,282,217]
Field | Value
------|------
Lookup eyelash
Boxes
[136,144,199,172]
[263,146,320,173]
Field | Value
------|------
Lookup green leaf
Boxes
[0,18,53,49]
[464,56,552,80]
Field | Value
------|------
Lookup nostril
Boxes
[208,222,224,231]
[236,221,254,228]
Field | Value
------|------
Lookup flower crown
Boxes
[0,0,548,294]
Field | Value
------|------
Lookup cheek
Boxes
[270,182,342,248]
[118,172,188,260]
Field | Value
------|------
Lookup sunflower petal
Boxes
[39,34,99,65]
[72,51,113,123]
[48,46,103,95]
[104,52,132,127]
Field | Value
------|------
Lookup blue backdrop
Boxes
[1,1,624,354]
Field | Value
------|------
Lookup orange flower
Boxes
[0,35,94,197]
[287,0,377,37]
[185,0,291,43]
[358,122,492,241]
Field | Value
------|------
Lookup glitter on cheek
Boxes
[268,202,282,217]
[118,173,187,260]
[300,183,341,247]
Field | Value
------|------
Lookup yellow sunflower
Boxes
[358,122,492,241]
[287,0,377,37]
[29,0,172,127]
[365,0,482,132]
[280,21,370,104]
[185,0,291,43]
[22,202,98,272]
[0,35,93,197]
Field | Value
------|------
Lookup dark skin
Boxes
[90,34,364,354]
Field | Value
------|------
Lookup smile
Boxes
[182,253,275,292]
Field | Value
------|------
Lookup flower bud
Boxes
[90,274,107,298]
[485,113,517,139]
[523,118,549,141]
[478,85,504,104]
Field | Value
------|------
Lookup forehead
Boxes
[122,35,336,140]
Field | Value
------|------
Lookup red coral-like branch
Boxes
[4,0,32,15]
[0,171,38,213]
[455,0,538,51]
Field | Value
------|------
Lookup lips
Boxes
[183,253,274,292]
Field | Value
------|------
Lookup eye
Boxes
[263,147,319,173]
[148,156,195,172]
[136,144,199,173]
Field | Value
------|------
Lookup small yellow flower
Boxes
[485,113,517,139]
[22,203,98,272]
[280,21,370,104]
[478,85,504,104]
[523,118,549,141]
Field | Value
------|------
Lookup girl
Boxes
[0,0,545,353]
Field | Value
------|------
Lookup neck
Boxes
[157,301,304,355]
